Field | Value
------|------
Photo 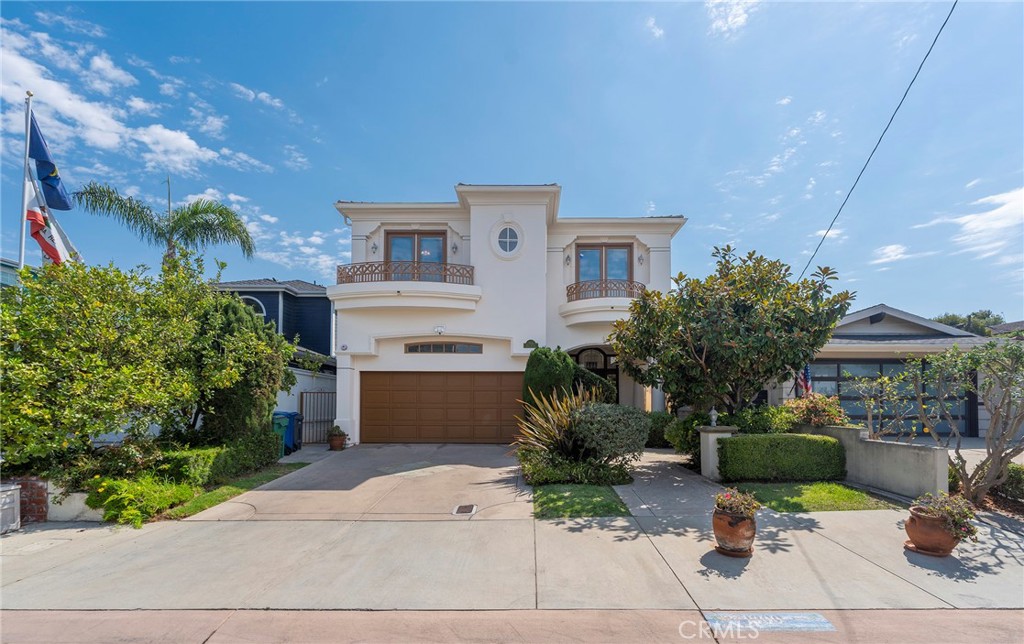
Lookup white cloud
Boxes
[86,52,137,95]
[183,188,224,204]
[869,243,938,265]
[810,227,846,242]
[218,147,273,173]
[42,12,106,38]
[645,201,657,215]
[259,214,278,223]
[168,55,199,64]
[283,144,310,171]
[776,96,792,106]
[307,235,325,245]
[315,76,328,88]
[706,0,761,38]
[228,193,249,204]
[187,104,228,139]
[808,110,827,125]
[230,82,285,109]
[158,82,179,97]
[965,178,981,190]
[912,188,1023,268]
[133,124,218,175]
[646,17,665,39]
[126,96,159,115]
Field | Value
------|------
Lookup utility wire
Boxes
[798,0,958,280]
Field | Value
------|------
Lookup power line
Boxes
[798,0,959,280]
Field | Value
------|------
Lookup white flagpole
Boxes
[18,91,33,270]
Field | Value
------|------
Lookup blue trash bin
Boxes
[272,411,298,454]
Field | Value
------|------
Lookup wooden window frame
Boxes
[575,244,633,283]
[385,231,448,264]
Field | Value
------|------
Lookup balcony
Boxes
[329,261,482,311]
[337,261,474,285]
[559,279,645,326]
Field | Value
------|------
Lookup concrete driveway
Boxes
[190,443,533,521]
[2,448,1022,614]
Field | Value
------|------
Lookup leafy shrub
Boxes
[514,390,645,485]
[646,411,675,448]
[571,403,649,467]
[207,428,281,483]
[573,364,617,403]
[518,450,632,486]
[732,405,797,434]
[158,447,223,486]
[718,434,845,482]
[784,393,848,427]
[664,412,713,470]
[948,464,961,495]
[85,474,198,528]
[995,463,1024,501]
[522,347,576,406]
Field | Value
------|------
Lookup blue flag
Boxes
[28,113,73,211]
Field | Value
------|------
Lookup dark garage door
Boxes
[360,371,524,443]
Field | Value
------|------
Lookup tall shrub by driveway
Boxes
[610,245,852,413]
[522,347,576,406]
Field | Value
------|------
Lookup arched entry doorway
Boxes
[570,346,620,405]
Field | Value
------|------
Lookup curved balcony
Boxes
[560,279,645,326]
[337,261,474,285]
[330,261,481,312]
[566,279,645,302]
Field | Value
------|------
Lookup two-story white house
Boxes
[327,184,686,445]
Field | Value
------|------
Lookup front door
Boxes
[574,348,620,404]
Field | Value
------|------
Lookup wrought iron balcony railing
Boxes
[337,261,475,285]
[566,279,645,302]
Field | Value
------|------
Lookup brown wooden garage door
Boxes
[360,372,524,443]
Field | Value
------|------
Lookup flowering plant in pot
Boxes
[712,488,760,558]
[905,492,978,557]
[327,426,348,451]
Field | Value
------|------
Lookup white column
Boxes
[335,354,358,444]
[651,387,666,412]
[699,426,737,482]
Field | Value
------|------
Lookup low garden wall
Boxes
[796,425,948,499]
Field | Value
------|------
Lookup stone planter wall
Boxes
[47,483,104,522]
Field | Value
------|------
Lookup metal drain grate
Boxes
[452,504,477,516]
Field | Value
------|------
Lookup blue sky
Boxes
[2,2,1021,319]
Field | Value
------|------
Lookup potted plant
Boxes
[712,488,760,558]
[327,426,348,451]
[905,492,978,557]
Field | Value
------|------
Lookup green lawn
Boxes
[163,462,308,520]
[533,484,631,519]
[736,481,904,513]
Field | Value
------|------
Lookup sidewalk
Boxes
[2,609,1021,643]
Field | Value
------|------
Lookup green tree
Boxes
[610,246,853,413]
[0,262,196,467]
[908,341,1024,504]
[73,181,255,261]
[932,310,1005,336]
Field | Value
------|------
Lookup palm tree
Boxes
[73,181,255,261]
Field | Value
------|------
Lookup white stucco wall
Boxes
[330,186,684,443]
[275,368,337,414]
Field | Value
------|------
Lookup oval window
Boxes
[498,226,519,253]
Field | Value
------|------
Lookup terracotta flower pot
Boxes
[905,506,960,557]
[712,508,756,557]
[328,435,346,451]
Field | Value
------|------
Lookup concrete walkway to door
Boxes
[189,443,533,521]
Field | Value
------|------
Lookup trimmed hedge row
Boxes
[718,434,845,482]
[159,429,281,487]
[996,463,1024,501]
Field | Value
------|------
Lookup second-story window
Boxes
[387,232,445,281]
[577,244,632,283]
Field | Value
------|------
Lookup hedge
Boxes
[646,411,675,448]
[522,347,576,405]
[995,463,1024,501]
[718,434,845,482]
[573,363,617,403]
[157,429,281,487]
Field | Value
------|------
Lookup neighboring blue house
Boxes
[216,278,334,363]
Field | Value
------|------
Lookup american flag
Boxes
[796,365,811,397]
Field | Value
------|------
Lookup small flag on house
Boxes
[28,112,73,211]
[796,364,812,397]
[24,179,72,264]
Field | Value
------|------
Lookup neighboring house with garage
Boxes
[328,183,686,445]
[770,303,994,437]
[216,279,337,429]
